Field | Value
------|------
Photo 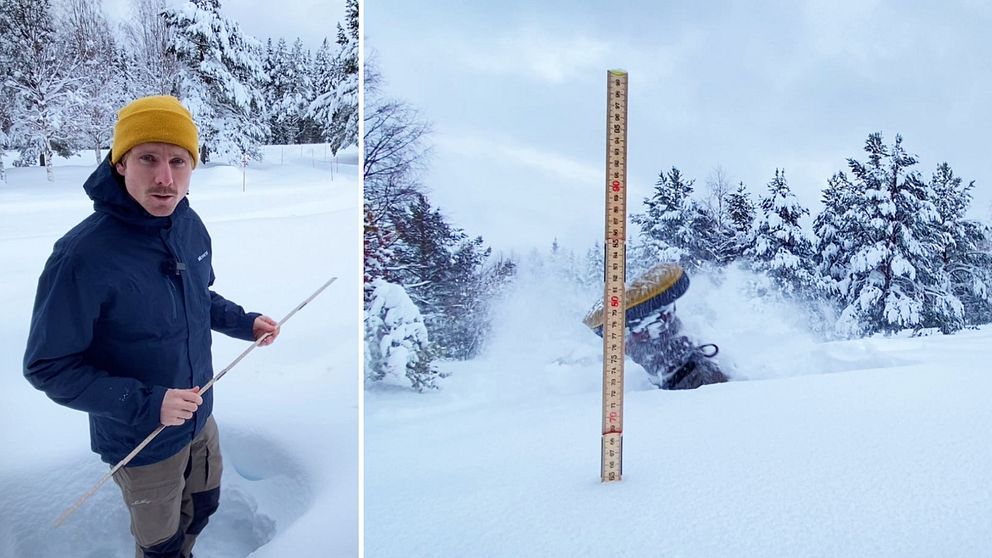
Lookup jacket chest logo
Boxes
[197,250,209,262]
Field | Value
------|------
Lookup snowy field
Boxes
[366,262,992,557]
[0,145,359,557]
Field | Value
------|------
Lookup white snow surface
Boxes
[0,145,358,557]
[366,261,992,557]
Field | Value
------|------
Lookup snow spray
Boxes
[53,277,338,528]
[601,70,628,482]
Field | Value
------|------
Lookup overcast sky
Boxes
[367,0,992,255]
[105,0,346,50]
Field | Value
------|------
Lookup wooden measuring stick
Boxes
[601,70,628,482]
[53,277,337,528]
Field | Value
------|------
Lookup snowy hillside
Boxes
[0,146,358,557]
[365,261,992,557]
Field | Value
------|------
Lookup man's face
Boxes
[114,142,193,217]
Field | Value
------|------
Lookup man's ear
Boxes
[114,161,126,175]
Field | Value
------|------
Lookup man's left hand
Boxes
[253,315,280,346]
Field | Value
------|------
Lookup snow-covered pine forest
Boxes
[0,0,358,178]
[624,131,992,340]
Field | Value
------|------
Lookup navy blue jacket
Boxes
[24,155,259,466]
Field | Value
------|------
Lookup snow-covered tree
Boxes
[283,38,316,143]
[633,166,696,265]
[308,37,334,139]
[581,242,605,289]
[164,0,269,163]
[0,78,12,183]
[121,0,181,96]
[0,120,8,184]
[930,163,992,326]
[633,166,727,270]
[263,37,297,144]
[1,0,81,180]
[61,0,121,164]
[747,169,823,298]
[363,56,432,291]
[704,165,732,229]
[725,181,756,259]
[365,279,441,392]
[363,97,431,231]
[364,56,513,364]
[813,172,855,291]
[309,0,357,154]
[836,133,951,336]
[388,194,507,359]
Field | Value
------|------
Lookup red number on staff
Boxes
[610,296,619,307]
[612,180,621,192]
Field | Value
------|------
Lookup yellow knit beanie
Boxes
[112,96,199,168]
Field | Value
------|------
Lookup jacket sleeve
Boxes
[23,250,167,432]
[208,265,260,341]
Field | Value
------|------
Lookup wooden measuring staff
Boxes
[53,277,337,528]
[601,70,628,482]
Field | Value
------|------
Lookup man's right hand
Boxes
[161,387,203,426]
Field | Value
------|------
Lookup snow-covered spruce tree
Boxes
[581,242,604,290]
[634,167,701,268]
[545,238,587,288]
[440,237,512,359]
[164,0,269,163]
[691,202,735,266]
[365,278,441,392]
[309,0,357,155]
[262,37,315,145]
[285,38,316,144]
[930,163,992,326]
[634,166,732,270]
[305,38,334,143]
[1,0,81,180]
[263,38,291,144]
[724,181,756,259]
[746,169,823,298]
[292,40,322,144]
[813,172,856,292]
[836,133,954,336]
[388,194,505,359]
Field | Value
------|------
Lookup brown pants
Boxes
[112,416,223,558]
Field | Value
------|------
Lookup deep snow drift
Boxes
[0,145,358,557]
[366,261,992,557]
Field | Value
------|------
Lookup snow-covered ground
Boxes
[366,262,992,557]
[0,145,359,557]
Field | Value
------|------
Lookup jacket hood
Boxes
[84,151,190,227]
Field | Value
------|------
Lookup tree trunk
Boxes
[0,159,6,184]
[95,144,102,165]
[44,141,55,182]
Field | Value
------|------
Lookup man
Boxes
[23,95,280,558]
[584,263,728,389]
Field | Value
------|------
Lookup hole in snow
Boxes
[0,425,311,557]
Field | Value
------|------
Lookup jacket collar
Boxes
[84,151,190,228]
